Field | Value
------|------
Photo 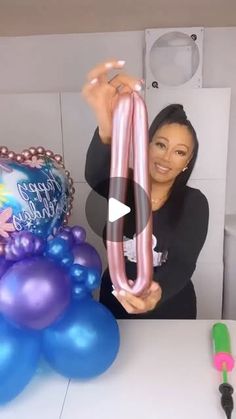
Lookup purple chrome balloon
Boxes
[72,242,102,275]
[71,226,86,244]
[0,256,71,330]
[0,258,12,279]
[5,232,45,261]
[18,231,35,253]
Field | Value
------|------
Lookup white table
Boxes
[1,320,236,419]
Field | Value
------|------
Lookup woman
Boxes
[83,59,209,319]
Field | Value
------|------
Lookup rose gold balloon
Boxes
[16,154,23,162]
[45,150,53,157]
[106,92,153,296]
[29,147,37,155]
[37,146,45,155]
[54,154,63,163]
[22,149,31,159]
[1,147,8,155]
[8,151,16,160]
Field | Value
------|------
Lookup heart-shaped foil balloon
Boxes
[0,146,75,251]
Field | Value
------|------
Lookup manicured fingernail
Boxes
[119,290,126,297]
[105,62,113,69]
[90,78,98,85]
[112,290,118,297]
[140,79,145,85]
[117,60,126,66]
[134,83,142,91]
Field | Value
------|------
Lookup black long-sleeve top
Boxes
[85,128,209,304]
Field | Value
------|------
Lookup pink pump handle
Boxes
[213,353,235,372]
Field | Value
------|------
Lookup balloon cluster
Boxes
[0,226,120,405]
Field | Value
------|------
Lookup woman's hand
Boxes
[112,280,162,314]
[81,59,143,143]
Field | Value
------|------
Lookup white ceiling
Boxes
[0,0,235,37]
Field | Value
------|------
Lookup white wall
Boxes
[203,28,236,215]
[0,32,143,92]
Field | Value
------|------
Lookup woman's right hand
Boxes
[81,59,143,143]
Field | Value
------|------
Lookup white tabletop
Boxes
[1,320,236,419]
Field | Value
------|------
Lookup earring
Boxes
[182,166,188,172]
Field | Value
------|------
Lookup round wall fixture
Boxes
[145,27,204,89]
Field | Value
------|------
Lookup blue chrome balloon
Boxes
[42,299,120,379]
[46,237,71,260]
[85,268,101,290]
[72,283,91,300]
[0,315,40,404]
[0,158,70,240]
[70,263,88,283]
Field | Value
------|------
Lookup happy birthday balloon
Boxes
[0,146,75,243]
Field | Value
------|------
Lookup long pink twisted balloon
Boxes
[107,92,153,296]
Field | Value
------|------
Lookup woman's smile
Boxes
[153,162,171,174]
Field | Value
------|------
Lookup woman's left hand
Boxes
[112,281,162,314]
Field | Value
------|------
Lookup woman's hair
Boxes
[149,104,199,225]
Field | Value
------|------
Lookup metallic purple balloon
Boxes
[19,231,35,253]
[5,242,23,260]
[0,256,71,330]
[71,226,86,244]
[0,258,12,279]
[34,236,45,254]
[5,232,45,261]
[72,243,102,275]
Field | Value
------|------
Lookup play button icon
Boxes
[108,198,131,222]
[85,176,151,243]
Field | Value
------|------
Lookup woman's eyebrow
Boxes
[154,136,190,150]
[176,144,190,149]
[155,136,169,142]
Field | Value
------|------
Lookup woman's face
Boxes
[149,123,194,185]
